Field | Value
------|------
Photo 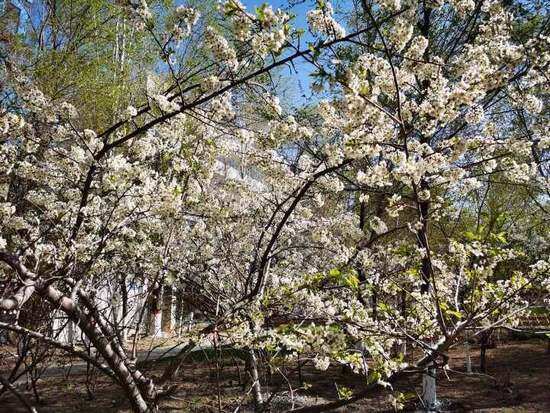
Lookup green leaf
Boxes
[378,302,391,313]
[464,231,478,241]
[343,273,359,290]
[367,370,381,385]
[446,309,463,319]
[337,385,353,400]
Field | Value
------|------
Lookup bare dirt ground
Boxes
[0,338,548,412]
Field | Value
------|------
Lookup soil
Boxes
[0,338,548,412]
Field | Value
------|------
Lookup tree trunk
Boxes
[149,311,162,337]
[67,320,75,346]
[147,283,162,337]
[465,340,472,373]
[421,361,437,412]
[480,342,487,373]
[174,289,184,335]
[479,329,492,373]
[120,275,129,343]
[161,285,174,335]
[246,350,263,411]
[39,284,151,413]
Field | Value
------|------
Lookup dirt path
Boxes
[0,339,548,412]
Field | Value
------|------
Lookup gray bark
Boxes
[421,361,437,412]
[247,349,263,411]
[39,283,151,413]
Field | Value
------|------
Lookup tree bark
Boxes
[38,283,151,413]
[465,340,472,373]
[479,330,490,373]
[247,349,263,412]
[421,361,437,412]
[147,282,163,337]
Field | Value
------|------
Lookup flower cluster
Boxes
[307,2,345,39]
[204,26,239,70]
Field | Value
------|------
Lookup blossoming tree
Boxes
[0,0,548,411]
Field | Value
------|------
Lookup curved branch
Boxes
[246,160,353,300]
[0,251,37,311]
